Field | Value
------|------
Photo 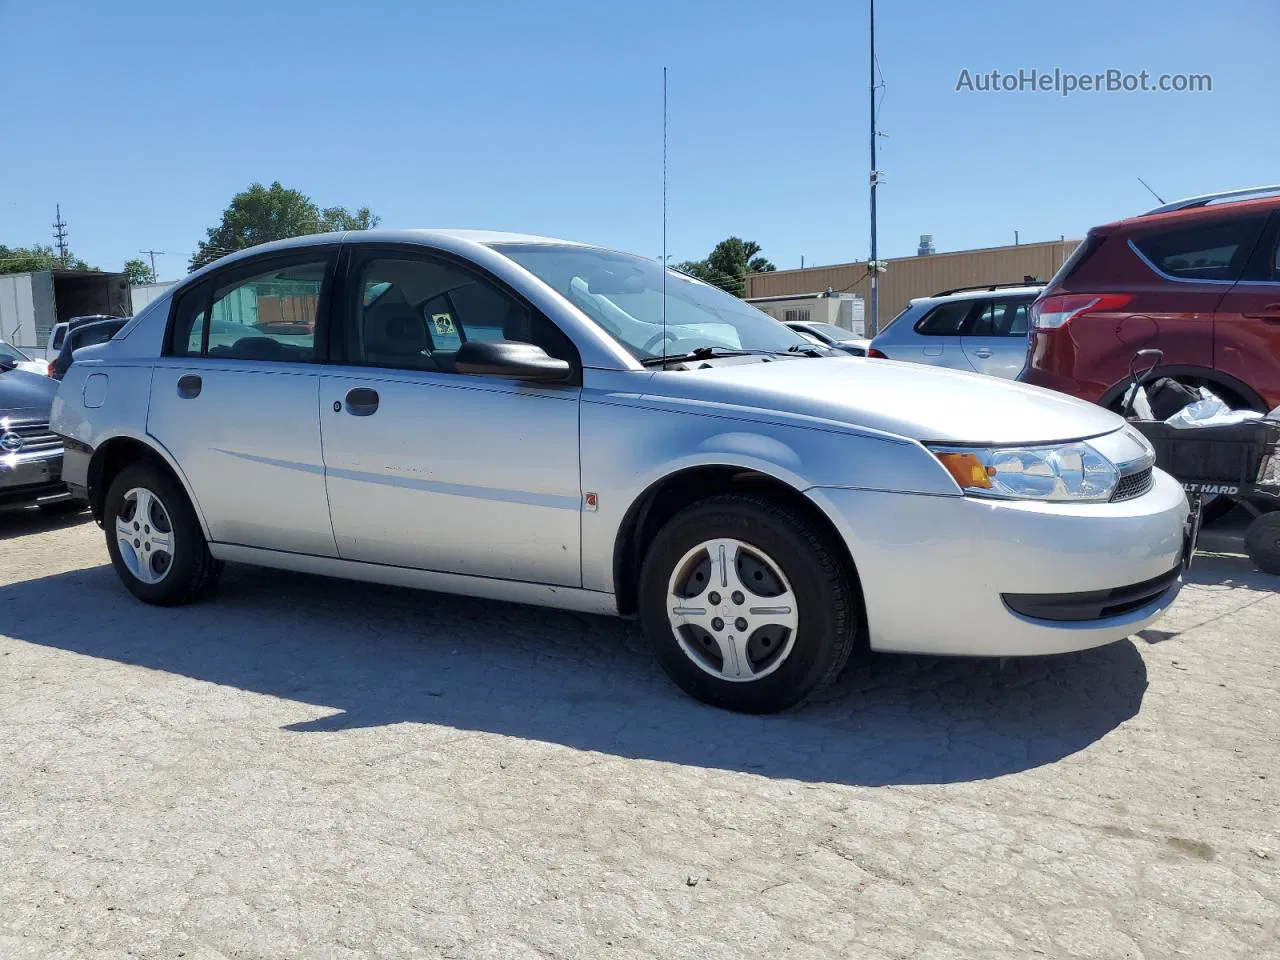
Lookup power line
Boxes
[52,204,69,266]
[140,249,166,282]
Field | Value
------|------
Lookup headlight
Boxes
[929,442,1119,502]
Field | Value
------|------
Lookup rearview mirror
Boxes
[455,340,572,382]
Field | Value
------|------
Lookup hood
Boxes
[651,356,1123,445]
[0,368,58,420]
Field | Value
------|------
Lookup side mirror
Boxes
[454,340,572,382]
[0,357,16,373]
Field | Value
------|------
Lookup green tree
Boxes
[674,237,776,297]
[0,243,92,274]
[190,181,381,270]
[124,257,155,284]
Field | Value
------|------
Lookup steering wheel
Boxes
[642,330,679,354]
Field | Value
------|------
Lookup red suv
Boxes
[1023,187,1280,412]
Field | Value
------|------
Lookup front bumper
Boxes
[0,450,70,507]
[808,468,1188,657]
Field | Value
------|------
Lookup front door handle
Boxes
[1242,303,1280,321]
[177,374,202,399]
[973,348,994,358]
[344,387,380,416]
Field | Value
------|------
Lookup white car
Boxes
[0,341,50,376]
[869,283,1044,379]
[52,231,1190,713]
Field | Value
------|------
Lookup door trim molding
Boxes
[208,543,620,616]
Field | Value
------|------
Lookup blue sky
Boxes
[0,0,1274,280]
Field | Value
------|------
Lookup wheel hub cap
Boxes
[115,487,175,585]
[666,538,798,682]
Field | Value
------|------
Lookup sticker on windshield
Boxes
[431,313,456,335]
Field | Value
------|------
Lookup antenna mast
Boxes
[662,66,668,355]
[867,0,880,337]
[1137,176,1165,205]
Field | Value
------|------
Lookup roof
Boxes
[1107,194,1280,230]
[908,284,1043,305]
[182,229,599,285]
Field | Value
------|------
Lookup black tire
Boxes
[104,462,223,605]
[638,494,859,713]
[1244,513,1280,576]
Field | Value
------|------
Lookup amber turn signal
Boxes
[935,451,994,490]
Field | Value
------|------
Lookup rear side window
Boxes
[968,298,1033,337]
[1131,216,1267,281]
[51,326,67,350]
[914,300,973,336]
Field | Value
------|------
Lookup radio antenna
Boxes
[1137,176,1165,205]
[661,66,668,356]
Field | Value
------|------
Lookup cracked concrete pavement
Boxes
[1,508,1277,959]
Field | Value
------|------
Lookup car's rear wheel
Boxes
[104,462,222,605]
[639,494,858,713]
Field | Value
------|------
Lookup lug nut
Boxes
[710,617,724,631]
[735,617,748,631]
[732,591,744,605]
[708,592,721,605]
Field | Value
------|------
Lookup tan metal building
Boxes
[745,238,1081,325]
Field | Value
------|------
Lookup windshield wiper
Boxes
[783,343,832,357]
[640,346,771,367]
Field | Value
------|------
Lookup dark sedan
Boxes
[0,359,73,509]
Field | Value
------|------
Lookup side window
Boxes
[968,298,1033,337]
[169,282,210,357]
[348,255,577,371]
[206,260,326,362]
[1132,215,1267,281]
[51,326,66,350]
[914,300,973,336]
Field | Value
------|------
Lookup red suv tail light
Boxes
[866,347,888,359]
[1030,293,1133,330]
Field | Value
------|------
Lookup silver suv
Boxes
[52,232,1185,713]
[869,283,1043,379]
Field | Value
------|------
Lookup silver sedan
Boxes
[52,231,1188,713]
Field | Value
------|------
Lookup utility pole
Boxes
[867,0,881,338]
[140,249,165,283]
[52,204,70,266]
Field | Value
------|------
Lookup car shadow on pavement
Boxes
[1,562,1150,787]
[0,504,92,541]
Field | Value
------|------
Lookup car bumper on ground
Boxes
[808,468,1189,657]
[0,450,70,508]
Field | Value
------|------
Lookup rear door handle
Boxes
[344,387,380,416]
[973,348,993,358]
[1243,302,1280,320]
[177,374,202,399]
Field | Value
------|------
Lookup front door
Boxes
[960,296,1035,378]
[1215,213,1280,410]
[146,250,339,556]
[319,248,582,586]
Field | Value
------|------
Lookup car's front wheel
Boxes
[639,494,859,713]
[104,462,222,605]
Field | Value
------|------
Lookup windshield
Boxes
[804,322,860,343]
[492,243,810,361]
[0,342,32,363]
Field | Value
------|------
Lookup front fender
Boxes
[579,389,956,594]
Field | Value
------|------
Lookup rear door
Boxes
[960,296,1035,378]
[898,298,974,369]
[146,248,339,556]
[1213,213,1280,410]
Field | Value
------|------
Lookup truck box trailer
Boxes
[0,269,131,352]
